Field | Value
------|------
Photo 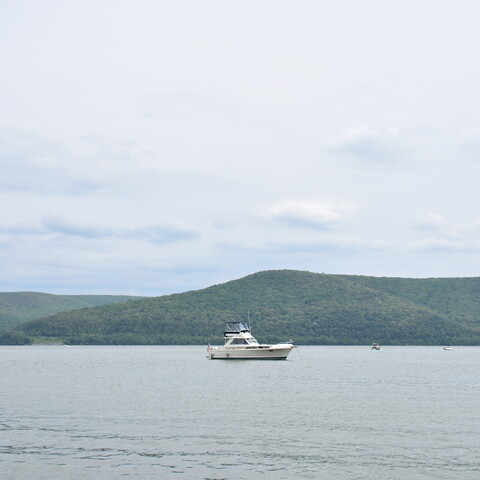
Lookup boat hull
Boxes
[208,344,294,360]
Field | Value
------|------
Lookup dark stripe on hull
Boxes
[209,356,289,360]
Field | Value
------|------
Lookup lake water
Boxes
[1,345,479,479]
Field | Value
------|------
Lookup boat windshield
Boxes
[224,321,250,334]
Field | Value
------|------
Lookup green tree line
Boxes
[1,270,480,345]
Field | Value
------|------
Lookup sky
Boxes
[1,0,480,295]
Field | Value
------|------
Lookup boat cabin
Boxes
[226,337,257,345]
[222,321,260,347]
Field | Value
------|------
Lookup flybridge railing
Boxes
[224,321,250,334]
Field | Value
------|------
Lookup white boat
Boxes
[443,346,453,350]
[207,321,295,360]
[371,343,382,350]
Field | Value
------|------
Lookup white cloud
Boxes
[40,215,199,244]
[0,223,46,236]
[262,236,390,254]
[452,219,480,239]
[413,213,448,232]
[328,127,403,163]
[268,200,353,230]
[409,214,480,253]
[409,238,480,253]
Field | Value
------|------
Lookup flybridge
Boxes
[224,321,250,335]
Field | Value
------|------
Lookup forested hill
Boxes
[3,270,480,345]
[0,292,145,330]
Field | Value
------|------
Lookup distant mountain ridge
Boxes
[0,292,145,330]
[2,270,480,345]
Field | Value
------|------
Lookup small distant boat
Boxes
[371,343,382,350]
[207,321,295,360]
[443,346,453,350]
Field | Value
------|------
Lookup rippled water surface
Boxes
[1,345,480,479]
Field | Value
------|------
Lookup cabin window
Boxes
[231,338,248,345]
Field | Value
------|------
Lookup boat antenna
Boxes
[247,309,251,332]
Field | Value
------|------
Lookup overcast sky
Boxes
[1,0,480,295]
